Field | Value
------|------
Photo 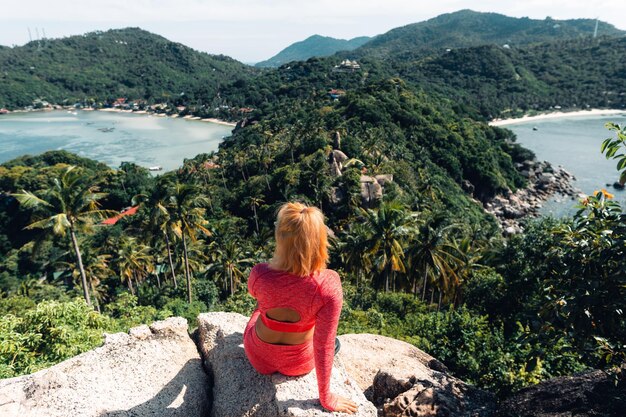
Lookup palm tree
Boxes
[62,250,111,312]
[207,239,254,296]
[146,190,179,288]
[115,236,154,296]
[247,196,264,234]
[169,183,211,303]
[359,202,416,292]
[407,216,461,307]
[13,166,115,306]
[233,150,249,182]
[173,238,208,279]
[338,222,373,290]
[449,236,485,306]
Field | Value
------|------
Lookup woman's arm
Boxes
[313,273,343,411]
[247,264,259,298]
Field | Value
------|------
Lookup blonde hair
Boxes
[269,202,329,277]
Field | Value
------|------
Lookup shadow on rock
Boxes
[99,359,210,417]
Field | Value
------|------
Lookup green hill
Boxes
[354,9,624,58]
[0,28,255,109]
[376,36,626,119]
[255,34,371,68]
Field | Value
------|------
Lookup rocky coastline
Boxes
[484,159,580,235]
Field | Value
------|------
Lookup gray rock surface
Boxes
[0,317,209,417]
[497,368,626,417]
[374,174,393,187]
[360,176,383,207]
[197,312,376,417]
[338,334,495,417]
[3,314,618,417]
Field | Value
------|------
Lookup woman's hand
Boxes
[333,395,358,414]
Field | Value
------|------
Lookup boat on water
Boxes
[98,127,115,133]
[148,166,163,171]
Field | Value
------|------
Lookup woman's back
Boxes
[250,263,340,328]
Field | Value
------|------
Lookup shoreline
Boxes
[484,160,581,235]
[489,109,626,127]
[1,107,237,127]
[97,108,237,127]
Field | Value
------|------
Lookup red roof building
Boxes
[101,206,139,226]
[113,98,127,107]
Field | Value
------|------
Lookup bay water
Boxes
[507,114,626,217]
[0,110,233,172]
[3,110,626,218]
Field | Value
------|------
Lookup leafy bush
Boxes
[0,299,114,378]
[216,289,256,316]
[104,293,170,330]
[161,299,206,329]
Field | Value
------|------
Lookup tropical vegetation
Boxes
[0,10,625,407]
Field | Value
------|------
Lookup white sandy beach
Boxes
[96,107,236,126]
[200,118,237,127]
[489,109,626,126]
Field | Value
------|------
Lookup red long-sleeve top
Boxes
[248,263,343,411]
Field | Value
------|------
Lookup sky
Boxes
[1,0,625,63]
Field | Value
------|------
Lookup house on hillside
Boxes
[333,59,361,72]
[329,89,346,100]
[113,97,127,108]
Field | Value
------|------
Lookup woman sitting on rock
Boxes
[243,202,358,414]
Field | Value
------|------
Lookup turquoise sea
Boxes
[0,111,233,172]
[507,113,626,217]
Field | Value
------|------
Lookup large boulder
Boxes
[497,368,626,417]
[196,312,377,417]
[337,334,495,417]
[0,317,210,417]
[360,176,383,207]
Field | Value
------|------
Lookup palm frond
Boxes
[13,191,53,209]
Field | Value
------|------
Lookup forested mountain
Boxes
[0,28,255,109]
[380,36,626,119]
[353,9,624,58]
[255,35,371,68]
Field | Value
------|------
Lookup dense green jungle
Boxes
[1,10,625,404]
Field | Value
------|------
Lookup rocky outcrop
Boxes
[484,160,579,235]
[196,312,377,417]
[338,334,496,417]
[0,317,210,417]
[329,150,349,177]
[360,175,394,207]
[497,368,626,417]
[326,144,394,207]
[3,314,618,417]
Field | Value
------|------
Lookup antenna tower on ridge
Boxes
[27,27,32,42]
